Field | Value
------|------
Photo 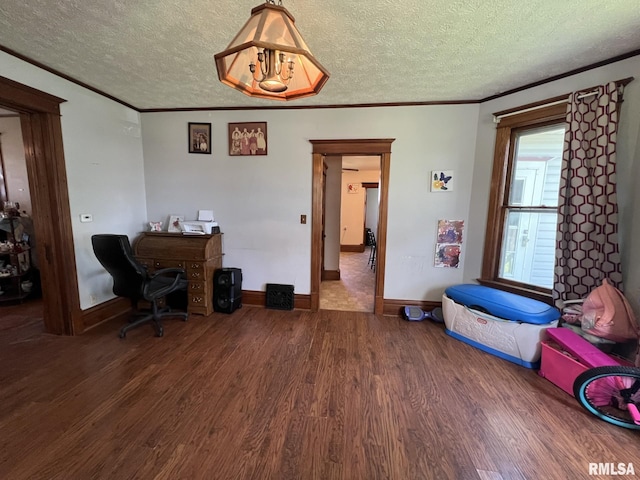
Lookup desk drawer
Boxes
[187,262,205,280]
[189,280,205,294]
[189,293,210,308]
[154,259,185,270]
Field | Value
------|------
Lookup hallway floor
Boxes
[320,250,375,312]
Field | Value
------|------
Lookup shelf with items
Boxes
[0,215,33,303]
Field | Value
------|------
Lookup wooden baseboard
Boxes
[322,269,340,281]
[340,244,365,253]
[242,290,311,310]
[382,298,442,317]
[81,297,131,333]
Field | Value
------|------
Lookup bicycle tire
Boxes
[573,365,640,430]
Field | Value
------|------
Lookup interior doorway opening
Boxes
[0,76,81,335]
[319,155,380,312]
[310,139,394,315]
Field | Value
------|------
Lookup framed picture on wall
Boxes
[188,122,212,154]
[228,122,267,156]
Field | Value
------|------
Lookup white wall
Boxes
[467,55,640,315]
[0,51,147,309]
[5,49,637,311]
[340,170,380,246]
[141,104,480,297]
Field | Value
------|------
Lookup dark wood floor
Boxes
[1,301,640,479]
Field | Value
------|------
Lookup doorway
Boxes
[0,76,82,335]
[310,139,394,315]
[319,155,379,312]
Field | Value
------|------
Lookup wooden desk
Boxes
[133,232,222,316]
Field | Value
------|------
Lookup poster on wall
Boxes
[431,170,454,192]
[434,219,464,268]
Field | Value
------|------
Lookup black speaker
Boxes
[213,268,242,314]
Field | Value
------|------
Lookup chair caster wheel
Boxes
[119,331,126,339]
[156,328,164,337]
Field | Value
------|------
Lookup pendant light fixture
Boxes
[214,0,330,101]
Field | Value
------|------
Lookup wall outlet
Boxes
[80,213,93,223]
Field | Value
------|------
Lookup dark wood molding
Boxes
[340,244,365,253]
[321,269,340,281]
[383,299,442,317]
[311,139,394,156]
[361,182,379,189]
[481,103,566,303]
[0,45,139,112]
[0,75,66,113]
[476,279,553,305]
[0,76,82,335]
[241,290,311,310]
[482,50,640,102]
[2,43,638,112]
[139,100,480,113]
[81,297,132,332]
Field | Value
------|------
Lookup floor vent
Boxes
[266,284,294,310]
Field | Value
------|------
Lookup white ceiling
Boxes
[1,1,639,110]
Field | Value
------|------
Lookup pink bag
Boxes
[581,279,639,342]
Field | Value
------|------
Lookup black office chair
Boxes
[367,230,377,271]
[91,234,188,338]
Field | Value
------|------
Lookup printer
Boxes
[180,210,220,234]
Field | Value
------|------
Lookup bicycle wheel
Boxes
[573,366,640,430]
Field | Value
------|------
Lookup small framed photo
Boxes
[229,122,267,156]
[188,123,212,154]
[167,215,184,232]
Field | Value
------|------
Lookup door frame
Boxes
[310,139,394,314]
[0,76,82,334]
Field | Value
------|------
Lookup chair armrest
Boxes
[143,268,187,300]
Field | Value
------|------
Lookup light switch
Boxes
[300,214,307,224]
[80,214,93,223]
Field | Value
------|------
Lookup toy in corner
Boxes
[403,306,444,323]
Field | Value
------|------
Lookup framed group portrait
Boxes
[228,122,267,156]
[188,122,212,154]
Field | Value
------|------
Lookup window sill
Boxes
[476,278,554,305]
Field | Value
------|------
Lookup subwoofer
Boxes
[213,267,242,314]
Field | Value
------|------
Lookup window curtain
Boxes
[553,82,624,306]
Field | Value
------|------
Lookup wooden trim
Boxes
[481,103,568,300]
[2,44,637,112]
[310,139,394,315]
[494,100,568,127]
[310,152,324,311]
[81,297,132,332]
[481,50,640,102]
[340,244,364,253]
[241,290,311,310]
[139,100,480,113]
[310,139,394,155]
[0,46,139,112]
[383,299,442,317]
[481,125,510,280]
[0,76,82,336]
[375,152,391,314]
[476,279,553,305]
[0,75,66,113]
[361,182,379,189]
[321,270,340,281]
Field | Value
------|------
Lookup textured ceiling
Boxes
[1,1,640,110]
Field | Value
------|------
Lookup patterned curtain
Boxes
[553,82,624,306]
